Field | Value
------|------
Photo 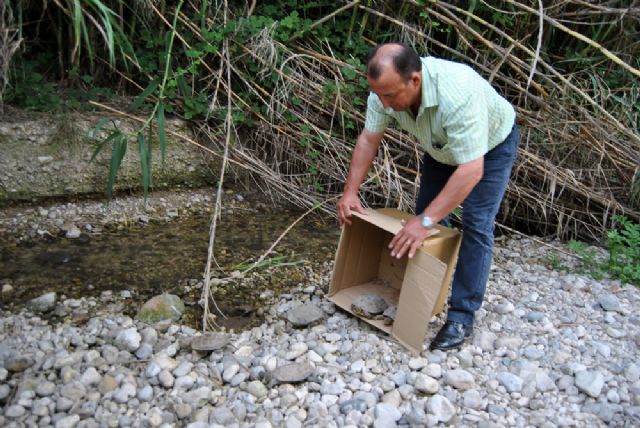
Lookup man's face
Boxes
[367,68,421,112]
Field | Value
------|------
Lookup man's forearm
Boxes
[422,158,484,222]
[343,133,381,194]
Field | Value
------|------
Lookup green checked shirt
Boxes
[364,56,516,166]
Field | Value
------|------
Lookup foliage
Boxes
[549,215,640,286]
[606,215,640,286]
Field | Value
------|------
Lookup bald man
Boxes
[336,43,519,351]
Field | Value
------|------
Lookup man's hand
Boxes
[389,216,432,259]
[336,192,368,226]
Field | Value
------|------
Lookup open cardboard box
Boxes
[328,208,462,354]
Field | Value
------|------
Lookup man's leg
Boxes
[430,124,520,350]
[415,153,455,220]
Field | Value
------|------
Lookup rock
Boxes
[427,394,455,423]
[114,327,142,352]
[36,381,56,396]
[29,292,57,313]
[138,294,185,323]
[6,356,34,372]
[462,389,484,409]
[5,404,26,418]
[496,372,524,393]
[526,311,545,322]
[535,371,556,392]
[473,330,497,351]
[98,375,118,394]
[340,399,368,414]
[112,382,135,403]
[382,389,401,407]
[212,406,236,425]
[55,414,80,428]
[130,342,151,359]
[444,369,475,390]
[138,384,153,402]
[414,374,439,394]
[1,284,14,295]
[246,380,268,399]
[158,370,175,388]
[575,370,605,398]
[285,303,324,327]
[494,301,515,314]
[598,294,621,312]
[374,402,402,422]
[65,225,82,239]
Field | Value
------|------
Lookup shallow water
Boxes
[0,208,340,329]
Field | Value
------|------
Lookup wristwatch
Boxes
[421,214,434,229]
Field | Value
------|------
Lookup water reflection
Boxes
[0,209,340,329]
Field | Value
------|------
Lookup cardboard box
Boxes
[328,208,462,354]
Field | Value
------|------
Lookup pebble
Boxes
[414,374,439,394]
[496,372,524,392]
[427,395,455,423]
[443,369,475,390]
[598,293,621,312]
[285,303,324,327]
[575,370,605,398]
[28,292,57,313]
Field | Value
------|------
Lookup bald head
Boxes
[367,43,422,82]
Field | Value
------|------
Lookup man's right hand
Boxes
[336,192,368,226]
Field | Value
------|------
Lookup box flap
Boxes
[352,209,438,240]
[391,251,447,354]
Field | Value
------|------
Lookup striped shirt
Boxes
[364,56,516,165]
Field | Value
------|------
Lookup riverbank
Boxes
[1,191,639,427]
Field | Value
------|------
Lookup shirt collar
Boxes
[418,57,438,116]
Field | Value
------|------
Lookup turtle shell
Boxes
[350,293,388,317]
[190,333,231,352]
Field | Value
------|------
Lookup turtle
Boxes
[351,293,389,321]
[382,304,398,326]
[190,332,231,352]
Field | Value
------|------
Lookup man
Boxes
[336,43,519,351]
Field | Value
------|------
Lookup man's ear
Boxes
[411,71,421,89]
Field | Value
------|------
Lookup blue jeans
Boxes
[416,123,520,326]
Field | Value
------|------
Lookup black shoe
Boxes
[429,321,473,351]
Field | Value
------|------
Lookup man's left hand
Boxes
[389,216,433,259]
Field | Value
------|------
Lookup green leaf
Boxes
[106,134,127,201]
[90,130,120,163]
[130,78,160,111]
[157,102,167,173]
[137,133,151,204]
[176,74,190,97]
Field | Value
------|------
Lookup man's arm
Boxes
[389,157,484,258]
[337,129,385,226]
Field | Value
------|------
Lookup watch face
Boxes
[422,215,433,228]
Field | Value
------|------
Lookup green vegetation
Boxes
[548,215,640,286]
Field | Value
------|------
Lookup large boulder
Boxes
[137,294,185,323]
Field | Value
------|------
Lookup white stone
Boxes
[415,374,439,395]
[575,370,604,398]
[443,369,475,390]
[114,327,141,352]
[427,395,455,423]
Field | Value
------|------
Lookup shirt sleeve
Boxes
[441,88,489,164]
[364,92,391,133]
